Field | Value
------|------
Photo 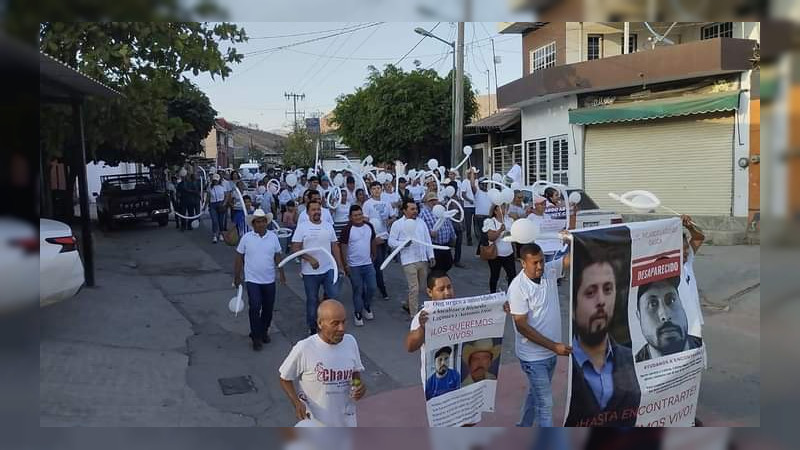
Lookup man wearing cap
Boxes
[419,192,455,272]
[461,339,500,386]
[234,209,286,351]
[425,346,460,400]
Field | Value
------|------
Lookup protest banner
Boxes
[419,293,507,427]
[564,218,705,427]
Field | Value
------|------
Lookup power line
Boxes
[248,23,373,40]
[292,22,355,92]
[297,22,369,92]
[245,22,384,57]
[395,22,441,66]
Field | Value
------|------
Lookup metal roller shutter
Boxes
[584,113,734,216]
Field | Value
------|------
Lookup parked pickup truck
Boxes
[95,174,171,229]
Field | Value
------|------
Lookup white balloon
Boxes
[432,204,446,218]
[228,295,244,314]
[333,173,344,187]
[191,219,199,229]
[492,173,503,183]
[179,168,188,177]
[285,173,298,187]
[403,218,418,236]
[443,186,455,199]
[376,172,387,184]
[488,188,502,206]
[384,173,393,183]
[568,191,582,204]
[408,169,417,180]
[501,188,515,204]
[511,181,523,190]
[503,218,539,244]
[427,159,439,170]
[463,145,473,156]
[364,155,374,165]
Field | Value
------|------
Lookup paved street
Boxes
[40,218,760,426]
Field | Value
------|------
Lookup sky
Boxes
[189,22,522,134]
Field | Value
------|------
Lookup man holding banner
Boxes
[507,242,572,428]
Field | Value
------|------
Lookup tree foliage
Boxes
[331,65,478,165]
[283,128,315,168]
[39,22,247,165]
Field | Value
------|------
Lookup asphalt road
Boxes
[39,217,760,426]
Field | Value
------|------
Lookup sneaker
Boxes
[354,313,364,327]
[212,235,218,243]
[363,308,374,320]
[382,293,390,301]
[262,332,271,344]
[251,337,263,351]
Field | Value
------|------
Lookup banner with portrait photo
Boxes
[564,218,705,427]
[420,293,507,427]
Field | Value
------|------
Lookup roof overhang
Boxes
[40,52,122,101]
[499,38,757,110]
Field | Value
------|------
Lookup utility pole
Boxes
[486,70,492,114]
[284,92,305,132]
[491,38,499,113]
[453,22,465,170]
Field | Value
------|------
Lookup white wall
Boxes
[520,95,584,188]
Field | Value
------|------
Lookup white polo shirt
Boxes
[507,257,564,362]
[236,230,282,284]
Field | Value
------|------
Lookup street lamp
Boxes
[414,27,459,169]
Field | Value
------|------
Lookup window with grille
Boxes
[627,34,638,53]
[493,144,523,177]
[529,42,556,73]
[587,35,602,60]
[701,22,733,40]
[550,136,569,185]
[525,140,547,185]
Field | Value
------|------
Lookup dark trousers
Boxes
[453,226,464,264]
[473,214,488,255]
[182,201,199,230]
[432,247,453,272]
[245,282,276,340]
[488,254,516,293]
[463,207,475,245]
[373,242,389,297]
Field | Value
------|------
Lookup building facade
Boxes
[497,22,760,234]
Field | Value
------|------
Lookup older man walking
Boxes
[279,300,367,427]
[234,209,286,351]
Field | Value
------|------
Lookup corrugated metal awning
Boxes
[40,52,122,100]
[465,108,520,132]
[569,90,741,125]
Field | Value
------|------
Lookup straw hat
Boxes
[246,209,273,229]
[462,339,500,364]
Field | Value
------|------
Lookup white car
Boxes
[40,218,84,307]
[0,218,39,310]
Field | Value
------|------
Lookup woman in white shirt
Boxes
[208,174,228,243]
[482,204,516,293]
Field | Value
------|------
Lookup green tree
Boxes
[331,65,477,165]
[164,81,217,167]
[283,128,315,168]
[39,22,247,164]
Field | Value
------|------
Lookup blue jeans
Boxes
[302,269,340,332]
[209,202,225,235]
[245,282,276,340]
[372,242,388,297]
[348,264,377,314]
[518,356,557,427]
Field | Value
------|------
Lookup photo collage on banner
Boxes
[420,293,507,427]
[565,218,705,427]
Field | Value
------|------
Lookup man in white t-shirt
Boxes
[291,200,344,335]
[472,175,491,251]
[388,200,435,316]
[234,209,286,351]
[460,169,476,246]
[507,241,572,427]
[339,204,377,327]
[279,300,367,427]
[362,181,394,300]
[298,190,334,226]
